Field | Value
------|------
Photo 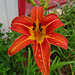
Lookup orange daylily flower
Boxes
[8,7,68,75]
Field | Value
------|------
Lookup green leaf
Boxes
[51,56,58,67]
[5,67,10,72]
[6,32,13,37]
[12,72,16,75]
[0,23,2,28]
[0,38,4,45]
[0,33,4,37]
[51,61,75,71]
[27,47,31,75]
[40,0,45,6]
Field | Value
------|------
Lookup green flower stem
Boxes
[27,47,31,75]
[3,68,5,75]
[44,0,50,10]
[40,0,45,6]
[11,57,15,69]
[29,0,36,6]
[18,53,25,74]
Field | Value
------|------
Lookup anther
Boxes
[33,23,36,27]
[39,23,41,29]
[33,27,35,30]
[40,28,43,31]
[33,23,36,30]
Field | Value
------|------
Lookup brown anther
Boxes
[33,23,36,27]
[33,23,36,30]
[39,23,41,29]
[40,28,43,31]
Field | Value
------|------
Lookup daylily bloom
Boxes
[8,6,68,75]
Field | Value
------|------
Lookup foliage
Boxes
[0,2,75,75]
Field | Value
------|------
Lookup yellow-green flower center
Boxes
[29,23,49,43]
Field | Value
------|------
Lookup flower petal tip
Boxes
[8,50,12,57]
[65,44,68,50]
[8,50,14,57]
[9,27,11,29]
[62,24,65,26]
[63,41,68,50]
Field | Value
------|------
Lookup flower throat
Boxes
[32,23,43,39]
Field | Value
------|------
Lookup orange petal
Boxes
[40,14,64,34]
[31,6,44,22]
[40,14,58,26]
[46,20,64,34]
[33,39,50,75]
[47,32,68,50]
[8,35,33,56]
[9,23,31,36]
[11,17,19,26]
[11,15,35,27]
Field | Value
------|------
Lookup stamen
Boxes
[33,23,36,30]
[33,23,36,27]
[39,23,41,29]
[33,27,35,30]
[40,28,43,31]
